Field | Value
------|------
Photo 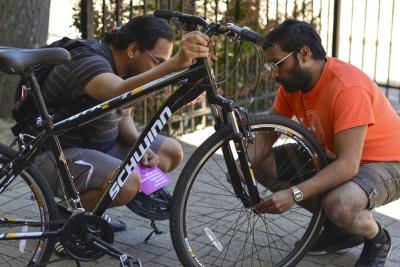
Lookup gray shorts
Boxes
[33,135,166,198]
[353,162,400,209]
[274,144,400,210]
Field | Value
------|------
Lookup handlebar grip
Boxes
[154,9,208,28]
[240,28,272,47]
[154,9,176,19]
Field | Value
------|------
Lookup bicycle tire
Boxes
[0,143,58,266]
[170,114,328,267]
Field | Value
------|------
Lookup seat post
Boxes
[25,69,53,130]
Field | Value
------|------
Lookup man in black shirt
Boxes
[34,15,211,232]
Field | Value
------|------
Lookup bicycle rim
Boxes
[0,147,56,266]
[171,115,327,267]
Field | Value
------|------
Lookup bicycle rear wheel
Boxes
[0,143,57,266]
[170,114,328,267]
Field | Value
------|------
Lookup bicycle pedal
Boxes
[120,254,142,267]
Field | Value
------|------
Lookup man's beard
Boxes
[277,58,313,93]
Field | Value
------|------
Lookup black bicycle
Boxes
[0,10,327,267]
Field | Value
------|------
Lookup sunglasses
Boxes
[264,52,294,72]
[144,49,165,66]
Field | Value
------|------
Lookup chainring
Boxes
[61,213,114,261]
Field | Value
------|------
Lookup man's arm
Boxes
[118,108,139,145]
[84,31,210,101]
[255,124,368,213]
[118,108,159,166]
[297,124,367,198]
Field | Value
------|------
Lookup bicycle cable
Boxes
[181,36,263,109]
[244,41,263,110]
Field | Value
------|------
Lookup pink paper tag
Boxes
[135,164,172,195]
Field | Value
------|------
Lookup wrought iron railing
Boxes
[77,0,400,134]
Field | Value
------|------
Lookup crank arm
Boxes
[87,234,142,267]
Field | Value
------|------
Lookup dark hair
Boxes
[103,14,174,50]
[264,19,326,60]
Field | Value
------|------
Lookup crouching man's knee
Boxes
[113,171,141,206]
[322,193,358,228]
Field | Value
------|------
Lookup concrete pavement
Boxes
[0,121,399,266]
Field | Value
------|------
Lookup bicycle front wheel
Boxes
[171,114,328,267]
[0,143,57,266]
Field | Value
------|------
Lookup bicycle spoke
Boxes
[210,207,248,266]
[194,206,246,265]
[190,189,235,198]
[173,117,326,266]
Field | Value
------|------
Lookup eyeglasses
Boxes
[144,49,165,66]
[264,52,294,72]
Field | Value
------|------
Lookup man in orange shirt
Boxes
[253,19,400,266]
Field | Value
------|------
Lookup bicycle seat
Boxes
[0,46,71,75]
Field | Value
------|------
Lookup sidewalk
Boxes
[0,121,399,266]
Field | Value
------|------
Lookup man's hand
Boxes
[171,31,211,70]
[254,189,295,214]
[141,149,159,167]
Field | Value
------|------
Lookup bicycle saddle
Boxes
[0,46,71,75]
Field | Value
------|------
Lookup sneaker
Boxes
[354,226,391,267]
[101,213,126,232]
[307,219,364,255]
[54,241,68,258]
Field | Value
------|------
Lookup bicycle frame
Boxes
[0,53,260,241]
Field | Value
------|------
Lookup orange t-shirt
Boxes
[273,57,400,162]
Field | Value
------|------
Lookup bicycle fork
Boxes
[202,55,260,207]
[220,104,261,207]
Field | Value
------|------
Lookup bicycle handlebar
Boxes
[225,23,271,47]
[154,9,208,27]
[154,9,273,47]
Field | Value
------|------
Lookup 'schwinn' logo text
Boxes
[109,107,172,200]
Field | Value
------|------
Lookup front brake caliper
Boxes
[234,107,254,144]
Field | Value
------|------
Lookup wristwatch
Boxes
[290,186,304,202]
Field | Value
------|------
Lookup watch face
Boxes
[292,187,303,202]
[295,192,303,201]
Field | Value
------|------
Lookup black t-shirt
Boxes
[42,42,123,152]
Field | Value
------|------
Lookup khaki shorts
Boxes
[33,136,166,198]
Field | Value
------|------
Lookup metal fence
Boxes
[78,0,399,134]
[333,0,400,104]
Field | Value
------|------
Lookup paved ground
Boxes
[0,121,399,266]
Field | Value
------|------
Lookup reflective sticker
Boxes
[19,226,28,253]
[204,227,223,252]
[184,237,195,257]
